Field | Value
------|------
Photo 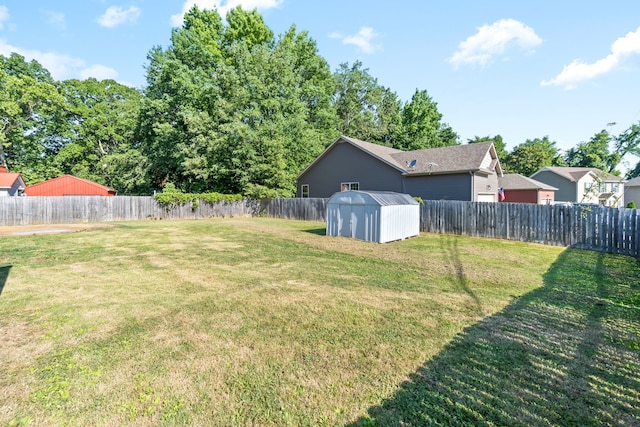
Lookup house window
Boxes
[341,182,359,191]
[584,182,593,192]
[301,184,309,198]
[612,182,619,192]
[598,182,606,193]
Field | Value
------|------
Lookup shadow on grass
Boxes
[348,249,640,426]
[439,235,483,316]
[0,265,10,296]
[303,227,326,236]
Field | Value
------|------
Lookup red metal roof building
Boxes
[24,175,117,196]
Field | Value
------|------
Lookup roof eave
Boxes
[403,168,480,177]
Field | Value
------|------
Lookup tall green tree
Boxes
[505,136,565,176]
[614,122,640,179]
[0,54,66,183]
[397,89,458,150]
[223,7,274,50]
[626,161,640,179]
[169,6,225,70]
[140,6,225,191]
[54,78,144,192]
[333,61,402,146]
[468,135,507,162]
[140,6,337,196]
[564,129,620,173]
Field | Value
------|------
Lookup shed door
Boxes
[351,205,366,240]
[338,205,351,237]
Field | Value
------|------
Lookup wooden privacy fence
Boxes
[0,196,327,225]
[1,196,637,257]
[0,196,256,224]
[421,201,639,257]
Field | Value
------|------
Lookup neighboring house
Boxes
[624,177,640,207]
[530,167,624,207]
[24,175,117,196]
[498,174,558,204]
[0,165,26,197]
[297,136,503,201]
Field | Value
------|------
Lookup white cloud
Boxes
[333,26,381,54]
[170,0,282,27]
[0,5,9,30]
[98,6,141,28]
[449,18,542,67]
[46,11,66,31]
[0,39,118,82]
[79,64,119,81]
[541,26,640,89]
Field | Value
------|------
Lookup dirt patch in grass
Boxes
[0,223,112,236]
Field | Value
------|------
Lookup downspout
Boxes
[470,171,474,201]
[575,180,580,203]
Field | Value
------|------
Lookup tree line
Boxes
[1,6,639,196]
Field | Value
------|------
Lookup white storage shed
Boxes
[326,191,420,243]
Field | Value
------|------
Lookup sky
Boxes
[1,0,640,169]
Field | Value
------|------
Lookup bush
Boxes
[154,184,242,209]
[627,200,637,209]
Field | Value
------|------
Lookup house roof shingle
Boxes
[533,167,620,182]
[390,141,499,175]
[338,136,405,171]
[297,136,503,181]
[339,137,501,175]
[625,176,640,187]
[499,173,558,191]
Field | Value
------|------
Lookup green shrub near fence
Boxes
[153,184,242,209]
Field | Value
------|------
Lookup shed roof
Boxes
[327,190,418,206]
[499,174,558,191]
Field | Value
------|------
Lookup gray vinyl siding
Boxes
[403,173,472,201]
[473,173,499,201]
[532,171,575,202]
[1,179,24,197]
[297,142,402,198]
[625,187,640,206]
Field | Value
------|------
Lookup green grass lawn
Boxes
[0,218,638,426]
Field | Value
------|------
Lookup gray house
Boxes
[530,167,624,206]
[624,177,640,207]
[297,136,503,201]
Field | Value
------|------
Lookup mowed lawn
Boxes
[0,218,638,426]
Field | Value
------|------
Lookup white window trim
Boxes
[341,182,359,191]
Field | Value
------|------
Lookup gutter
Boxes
[401,168,481,177]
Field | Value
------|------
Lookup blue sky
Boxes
[1,0,640,168]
